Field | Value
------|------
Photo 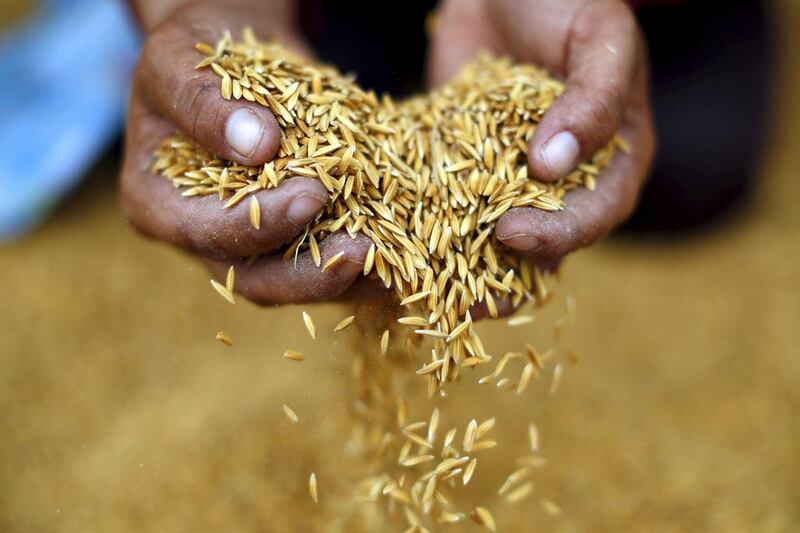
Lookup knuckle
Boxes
[528,230,570,261]
[539,207,584,258]
[167,2,221,39]
[568,87,620,148]
[574,0,635,41]
[141,25,176,68]
[311,277,350,301]
[611,2,637,35]
[586,89,619,133]
[177,77,220,138]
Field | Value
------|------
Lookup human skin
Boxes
[120,0,655,309]
[122,1,374,304]
[429,0,656,264]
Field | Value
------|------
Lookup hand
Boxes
[121,1,371,305]
[429,0,656,263]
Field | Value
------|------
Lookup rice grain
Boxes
[149,31,618,528]
[215,331,233,346]
[283,403,299,423]
[334,315,355,332]
[302,311,316,340]
[248,196,261,229]
[309,472,319,503]
[470,507,496,531]
[283,350,305,362]
[210,279,235,305]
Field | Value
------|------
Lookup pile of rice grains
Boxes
[152,30,623,531]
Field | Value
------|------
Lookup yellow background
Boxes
[1,1,799,531]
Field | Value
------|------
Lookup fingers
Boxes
[121,98,328,260]
[496,111,654,262]
[495,0,654,261]
[528,0,639,181]
[137,4,283,166]
[132,0,295,35]
[125,174,328,261]
[427,0,504,87]
[495,10,655,262]
[204,232,372,305]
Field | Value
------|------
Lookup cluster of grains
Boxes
[152,30,611,530]
[153,30,619,396]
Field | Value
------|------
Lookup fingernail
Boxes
[287,194,325,225]
[541,131,580,179]
[499,232,540,252]
[226,108,265,157]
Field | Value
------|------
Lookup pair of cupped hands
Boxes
[121,0,655,316]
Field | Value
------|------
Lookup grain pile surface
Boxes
[151,29,620,530]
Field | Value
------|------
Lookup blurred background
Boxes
[1,0,798,531]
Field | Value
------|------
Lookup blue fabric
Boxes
[0,0,141,240]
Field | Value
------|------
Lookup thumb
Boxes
[137,5,285,166]
[528,0,639,181]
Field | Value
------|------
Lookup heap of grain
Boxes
[152,29,621,530]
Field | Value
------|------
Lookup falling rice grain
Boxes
[334,315,355,332]
[380,329,390,355]
[215,331,233,346]
[401,455,434,467]
[398,316,429,327]
[427,407,440,443]
[528,423,539,452]
[517,362,535,394]
[470,507,496,531]
[309,473,319,503]
[517,455,548,469]
[463,419,477,452]
[463,457,477,485]
[507,315,534,327]
[225,265,235,292]
[550,363,563,395]
[283,350,305,362]
[210,279,235,304]
[540,498,561,516]
[400,290,431,306]
[505,482,533,504]
[283,403,299,423]
[475,418,495,439]
[439,511,464,523]
[469,439,498,452]
[302,311,316,339]
[498,467,530,496]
